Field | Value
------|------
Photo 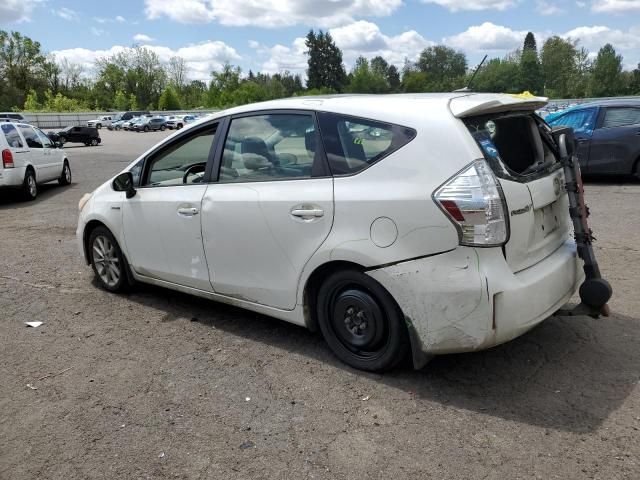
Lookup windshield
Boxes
[113,113,124,122]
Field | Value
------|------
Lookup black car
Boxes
[49,126,101,146]
[547,99,640,178]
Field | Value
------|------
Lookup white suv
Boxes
[1,122,72,200]
[77,94,586,371]
[87,116,112,129]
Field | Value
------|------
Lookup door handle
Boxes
[291,207,324,218]
[177,207,199,217]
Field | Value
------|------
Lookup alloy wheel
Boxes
[92,235,121,288]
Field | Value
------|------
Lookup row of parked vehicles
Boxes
[87,111,201,132]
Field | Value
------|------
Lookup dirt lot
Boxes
[1,129,639,479]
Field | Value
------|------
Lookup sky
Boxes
[1,0,640,82]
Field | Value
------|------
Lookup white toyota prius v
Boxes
[77,93,604,371]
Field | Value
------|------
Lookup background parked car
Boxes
[165,115,198,130]
[132,116,167,132]
[108,120,125,131]
[1,122,72,200]
[87,115,113,129]
[49,126,101,146]
[112,111,151,124]
[547,99,640,177]
[0,112,29,124]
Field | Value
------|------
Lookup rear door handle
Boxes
[177,207,199,217]
[291,207,324,218]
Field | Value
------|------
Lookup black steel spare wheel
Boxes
[317,270,408,372]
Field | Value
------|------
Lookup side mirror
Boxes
[112,171,137,198]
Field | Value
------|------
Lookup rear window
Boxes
[465,113,559,179]
[602,107,640,128]
[1,124,24,148]
[317,112,416,175]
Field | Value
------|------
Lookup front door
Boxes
[122,124,219,290]
[201,112,334,310]
[589,106,640,175]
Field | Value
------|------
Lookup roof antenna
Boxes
[454,54,488,93]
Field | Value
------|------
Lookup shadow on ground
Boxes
[0,182,71,209]
[118,281,639,434]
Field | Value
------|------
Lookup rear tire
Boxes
[58,136,67,145]
[160,125,166,131]
[144,126,149,132]
[22,169,37,201]
[96,123,102,129]
[88,226,129,292]
[90,138,98,146]
[58,161,72,186]
[177,123,183,129]
[316,270,409,372]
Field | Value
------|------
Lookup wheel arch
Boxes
[82,219,108,265]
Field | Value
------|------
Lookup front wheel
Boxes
[88,226,129,292]
[96,124,102,129]
[160,125,166,131]
[58,161,72,185]
[316,270,409,372]
[144,126,149,132]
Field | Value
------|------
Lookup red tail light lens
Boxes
[2,149,14,168]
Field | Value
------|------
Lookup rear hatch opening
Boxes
[463,112,571,273]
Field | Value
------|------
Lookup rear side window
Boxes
[1,124,24,148]
[317,112,416,175]
[602,107,640,128]
[18,125,43,148]
[548,108,598,134]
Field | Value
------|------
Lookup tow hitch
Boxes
[552,127,612,318]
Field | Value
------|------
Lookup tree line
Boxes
[1,29,639,113]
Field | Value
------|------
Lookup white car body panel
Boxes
[77,93,584,360]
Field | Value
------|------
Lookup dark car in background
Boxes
[49,126,101,146]
[547,99,640,178]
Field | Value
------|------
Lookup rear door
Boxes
[16,125,47,179]
[589,106,640,175]
[201,111,333,310]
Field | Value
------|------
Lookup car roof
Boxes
[564,98,640,109]
[202,92,549,128]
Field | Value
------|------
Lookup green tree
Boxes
[23,90,40,111]
[158,85,182,110]
[305,30,347,91]
[416,45,467,91]
[114,90,128,110]
[387,65,401,92]
[541,36,578,98]
[0,30,48,107]
[129,93,138,110]
[590,43,624,97]
[630,63,640,94]
[473,57,522,93]
[520,33,543,95]
[347,56,389,93]
[402,71,428,93]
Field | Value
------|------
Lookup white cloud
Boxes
[144,0,402,28]
[0,0,40,23]
[444,22,529,51]
[257,21,432,75]
[420,0,518,12]
[133,34,155,43]
[591,0,640,13]
[115,15,126,22]
[53,7,78,21]
[576,1,586,6]
[563,25,640,50]
[91,27,105,37]
[537,0,563,14]
[51,42,241,82]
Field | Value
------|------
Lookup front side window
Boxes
[142,126,216,187]
[18,125,43,148]
[548,108,597,135]
[602,107,640,128]
[219,113,320,183]
[1,124,24,148]
[317,112,416,175]
[35,128,53,148]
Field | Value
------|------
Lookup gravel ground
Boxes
[1,129,639,479]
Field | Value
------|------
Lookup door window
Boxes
[18,125,43,148]
[1,124,24,148]
[601,107,640,128]
[219,114,320,183]
[317,112,416,175]
[142,126,217,187]
[35,128,53,148]
[548,108,597,134]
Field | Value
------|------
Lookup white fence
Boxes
[23,110,219,128]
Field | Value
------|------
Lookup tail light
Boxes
[2,149,14,168]
[434,159,508,247]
